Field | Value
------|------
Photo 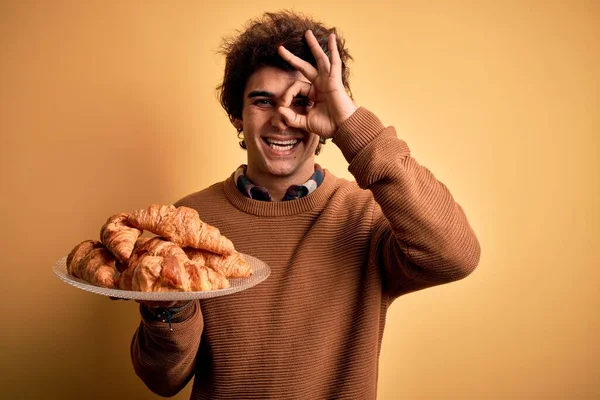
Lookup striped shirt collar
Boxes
[234,164,324,201]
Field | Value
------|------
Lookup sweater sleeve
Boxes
[333,107,481,298]
[130,300,203,397]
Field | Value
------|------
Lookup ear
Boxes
[232,118,243,131]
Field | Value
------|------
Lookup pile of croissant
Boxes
[66,204,252,292]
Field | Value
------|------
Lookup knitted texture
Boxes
[130,108,481,399]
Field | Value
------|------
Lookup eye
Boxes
[292,99,313,108]
[253,99,274,108]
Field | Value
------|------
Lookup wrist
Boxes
[332,107,386,162]
[333,103,358,135]
[141,301,195,330]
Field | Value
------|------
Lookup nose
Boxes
[270,111,288,132]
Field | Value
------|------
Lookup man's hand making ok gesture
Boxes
[277,30,358,139]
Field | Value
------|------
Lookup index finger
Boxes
[280,80,312,108]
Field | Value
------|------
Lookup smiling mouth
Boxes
[263,138,301,151]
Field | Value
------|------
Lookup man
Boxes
[130,11,480,400]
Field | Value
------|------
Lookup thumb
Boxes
[278,107,307,131]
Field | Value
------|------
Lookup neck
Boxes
[245,163,315,202]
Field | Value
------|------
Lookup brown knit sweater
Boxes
[130,108,480,399]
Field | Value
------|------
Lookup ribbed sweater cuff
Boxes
[140,300,199,327]
[332,107,386,163]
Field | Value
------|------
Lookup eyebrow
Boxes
[248,90,273,98]
[247,90,309,99]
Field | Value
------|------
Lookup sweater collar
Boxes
[223,167,337,217]
[234,164,324,202]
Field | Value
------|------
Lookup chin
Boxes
[266,163,299,177]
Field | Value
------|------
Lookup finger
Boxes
[281,80,312,108]
[305,30,331,74]
[136,300,184,308]
[278,45,318,81]
[328,33,342,80]
[136,300,164,307]
[278,106,308,131]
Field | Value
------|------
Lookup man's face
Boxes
[235,66,320,183]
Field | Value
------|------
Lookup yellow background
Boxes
[1,1,598,399]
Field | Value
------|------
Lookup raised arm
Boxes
[277,30,480,298]
[334,108,481,298]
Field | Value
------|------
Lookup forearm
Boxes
[334,108,480,284]
[130,301,203,397]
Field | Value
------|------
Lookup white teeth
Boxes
[269,144,294,150]
[266,139,299,145]
[265,138,299,151]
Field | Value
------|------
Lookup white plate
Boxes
[53,254,270,301]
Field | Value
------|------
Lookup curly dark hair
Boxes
[217,10,353,155]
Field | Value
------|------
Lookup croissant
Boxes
[119,237,230,292]
[67,240,117,288]
[128,236,185,267]
[132,253,192,292]
[126,204,235,256]
[100,213,142,264]
[185,248,252,278]
[116,237,151,290]
[185,260,230,291]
